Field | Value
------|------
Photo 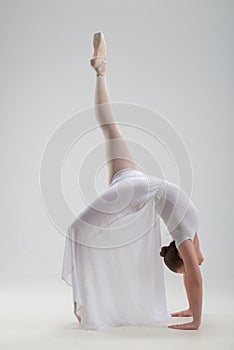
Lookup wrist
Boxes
[193,318,201,328]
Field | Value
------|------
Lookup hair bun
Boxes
[170,240,177,250]
[160,246,169,257]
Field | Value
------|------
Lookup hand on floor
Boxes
[168,321,200,330]
[171,308,193,317]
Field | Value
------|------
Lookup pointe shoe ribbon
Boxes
[90,57,107,75]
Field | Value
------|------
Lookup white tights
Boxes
[94,75,137,184]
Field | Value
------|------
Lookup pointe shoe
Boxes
[73,302,81,323]
[90,32,107,76]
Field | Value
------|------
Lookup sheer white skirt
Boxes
[61,168,170,329]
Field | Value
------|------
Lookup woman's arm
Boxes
[171,234,204,318]
[168,239,203,330]
[171,274,193,317]
[183,272,193,311]
[194,233,204,264]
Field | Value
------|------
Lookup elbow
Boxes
[196,251,204,265]
[198,254,204,265]
[200,256,204,265]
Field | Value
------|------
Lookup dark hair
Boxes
[160,240,183,273]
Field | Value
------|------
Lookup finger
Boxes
[171,313,182,317]
[169,324,195,330]
[168,324,181,329]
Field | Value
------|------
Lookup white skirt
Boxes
[61,168,171,329]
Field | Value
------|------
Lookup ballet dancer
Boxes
[72,32,204,330]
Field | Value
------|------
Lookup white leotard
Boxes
[157,180,199,249]
[61,168,199,329]
[110,168,199,249]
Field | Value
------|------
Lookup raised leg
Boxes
[94,76,137,184]
[90,32,137,184]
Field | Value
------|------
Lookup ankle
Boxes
[96,72,106,77]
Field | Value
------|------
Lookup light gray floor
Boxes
[1,276,233,350]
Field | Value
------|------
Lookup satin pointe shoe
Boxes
[90,31,107,76]
[73,302,81,323]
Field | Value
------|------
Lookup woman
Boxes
[64,32,204,330]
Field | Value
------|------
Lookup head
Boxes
[160,241,185,274]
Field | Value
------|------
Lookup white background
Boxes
[1,0,233,343]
